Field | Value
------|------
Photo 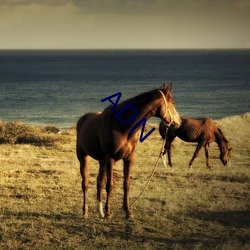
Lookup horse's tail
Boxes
[76,115,85,135]
[76,114,91,136]
[76,112,101,135]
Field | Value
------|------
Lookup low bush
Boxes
[0,121,69,146]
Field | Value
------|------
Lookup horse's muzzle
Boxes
[223,160,228,166]
[172,121,181,129]
[172,116,182,129]
[173,114,182,129]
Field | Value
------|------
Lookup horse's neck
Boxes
[114,91,160,133]
[215,130,228,154]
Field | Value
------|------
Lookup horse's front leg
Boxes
[204,143,212,169]
[161,140,167,168]
[189,141,205,168]
[79,155,91,218]
[97,160,106,218]
[105,157,115,218]
[166,140,173,167]
[123,156,134,219]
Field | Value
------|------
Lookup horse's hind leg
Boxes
[77,149,91,218]
[205,143,211,169]
[166,140,173,167]
[123,156,134,219]
[97,160,106,218]
[189,141,205,168]
[105,157,115,218]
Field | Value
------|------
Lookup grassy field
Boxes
[0,113,249,249]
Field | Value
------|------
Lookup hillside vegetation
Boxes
[0,113,249,249]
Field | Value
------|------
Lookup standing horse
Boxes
[76,83,181,219]
[159,117,232,169]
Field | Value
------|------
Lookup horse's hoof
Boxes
[83,214,89,219]
[98,202,105,218]
[105,213,112,219]
[125,213,134,220]
[162,155,168,168]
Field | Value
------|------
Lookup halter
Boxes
[157,90,174,127]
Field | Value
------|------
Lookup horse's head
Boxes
[217,128,232,166]
[157,83,181,129]
[220,142,232,166]
[220,147,232,165]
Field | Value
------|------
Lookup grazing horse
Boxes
[76,83,181,219]
[159,117,232,169]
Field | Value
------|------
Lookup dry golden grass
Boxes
[0,113,249,249]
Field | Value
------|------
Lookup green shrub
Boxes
[0,121,69,146]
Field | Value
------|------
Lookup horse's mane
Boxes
[215,127,229,143]
[128,89,158,106]
[102,89,157,114]
[115,86,166,111]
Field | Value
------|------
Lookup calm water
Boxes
[0,50,249,128]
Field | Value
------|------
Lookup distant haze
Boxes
[0,0,249,49]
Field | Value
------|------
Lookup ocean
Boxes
[0,50,249,129]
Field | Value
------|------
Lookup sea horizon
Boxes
[0,49,249,129]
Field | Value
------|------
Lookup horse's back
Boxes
[181,117,215,128]
[201,117,217,132]
[176,117,216,142]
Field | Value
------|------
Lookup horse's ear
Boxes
[160,83,167,90]
[166,83,173,94]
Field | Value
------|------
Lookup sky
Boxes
[0,0,249,49]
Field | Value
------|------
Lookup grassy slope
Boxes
[0,113,249,249]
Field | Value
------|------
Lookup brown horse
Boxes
[159,117,232,169]
[76,83,181,219]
